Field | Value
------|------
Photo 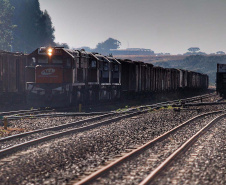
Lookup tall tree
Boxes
[38,10,55,47]
[10,0,55,53]
[0,0,14,51]
[95,38,121,55]
[188,47,200,53]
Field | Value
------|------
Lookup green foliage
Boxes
[9,0,55,53]
[0,0,14,51]
[95,37,121,55]
[188,47,200,53]
[166,105,173,109]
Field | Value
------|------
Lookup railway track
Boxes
[0,92,216,121]
[0,93,219,160]
[73,110,225,185]
[0,107,54,120]
[3,111,109,120]
[0,106,99,120]
[139,113,226,185]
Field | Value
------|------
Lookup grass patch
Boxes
[0,127,26,137]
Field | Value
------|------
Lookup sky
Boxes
[39,0,226,55]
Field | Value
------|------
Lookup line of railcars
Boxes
[0,47,209,107]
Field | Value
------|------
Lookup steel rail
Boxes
[0,108,53,116]
[0,108,54,120]
[179,101,226,107]
[0,112,115,142]
[215,98,224,102]
[6,111,111,120]
[73,109,224,185]
[125,93,215,112]
[139,113,226,185]
[0,109,147,159]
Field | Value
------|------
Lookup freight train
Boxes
[0,47,209,107]
[216,63,226,97]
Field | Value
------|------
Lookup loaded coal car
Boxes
[178,69,208,90]
[121,60,142,93]
[216,63,226,97]
[119,59,136,96]
[119,59,145,98]
[201,73,209,89]
[0,50,27,103]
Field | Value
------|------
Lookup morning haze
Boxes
[39,0,226,54]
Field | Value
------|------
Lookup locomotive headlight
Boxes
[48,48,53,56]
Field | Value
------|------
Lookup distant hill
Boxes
[115,55,226,86]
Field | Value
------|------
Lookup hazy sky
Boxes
[39,0,226,54]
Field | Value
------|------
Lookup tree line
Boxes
[0,0,121,54]
[0,0,56,53]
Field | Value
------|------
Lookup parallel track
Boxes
[140,113,226,185]
[73,110,225,185]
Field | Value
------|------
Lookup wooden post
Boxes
[3,117,8,130]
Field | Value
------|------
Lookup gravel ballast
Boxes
[88,113,223,185]
[0,97,224,184]
[0,109,198,184]
[151,118,226,185]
